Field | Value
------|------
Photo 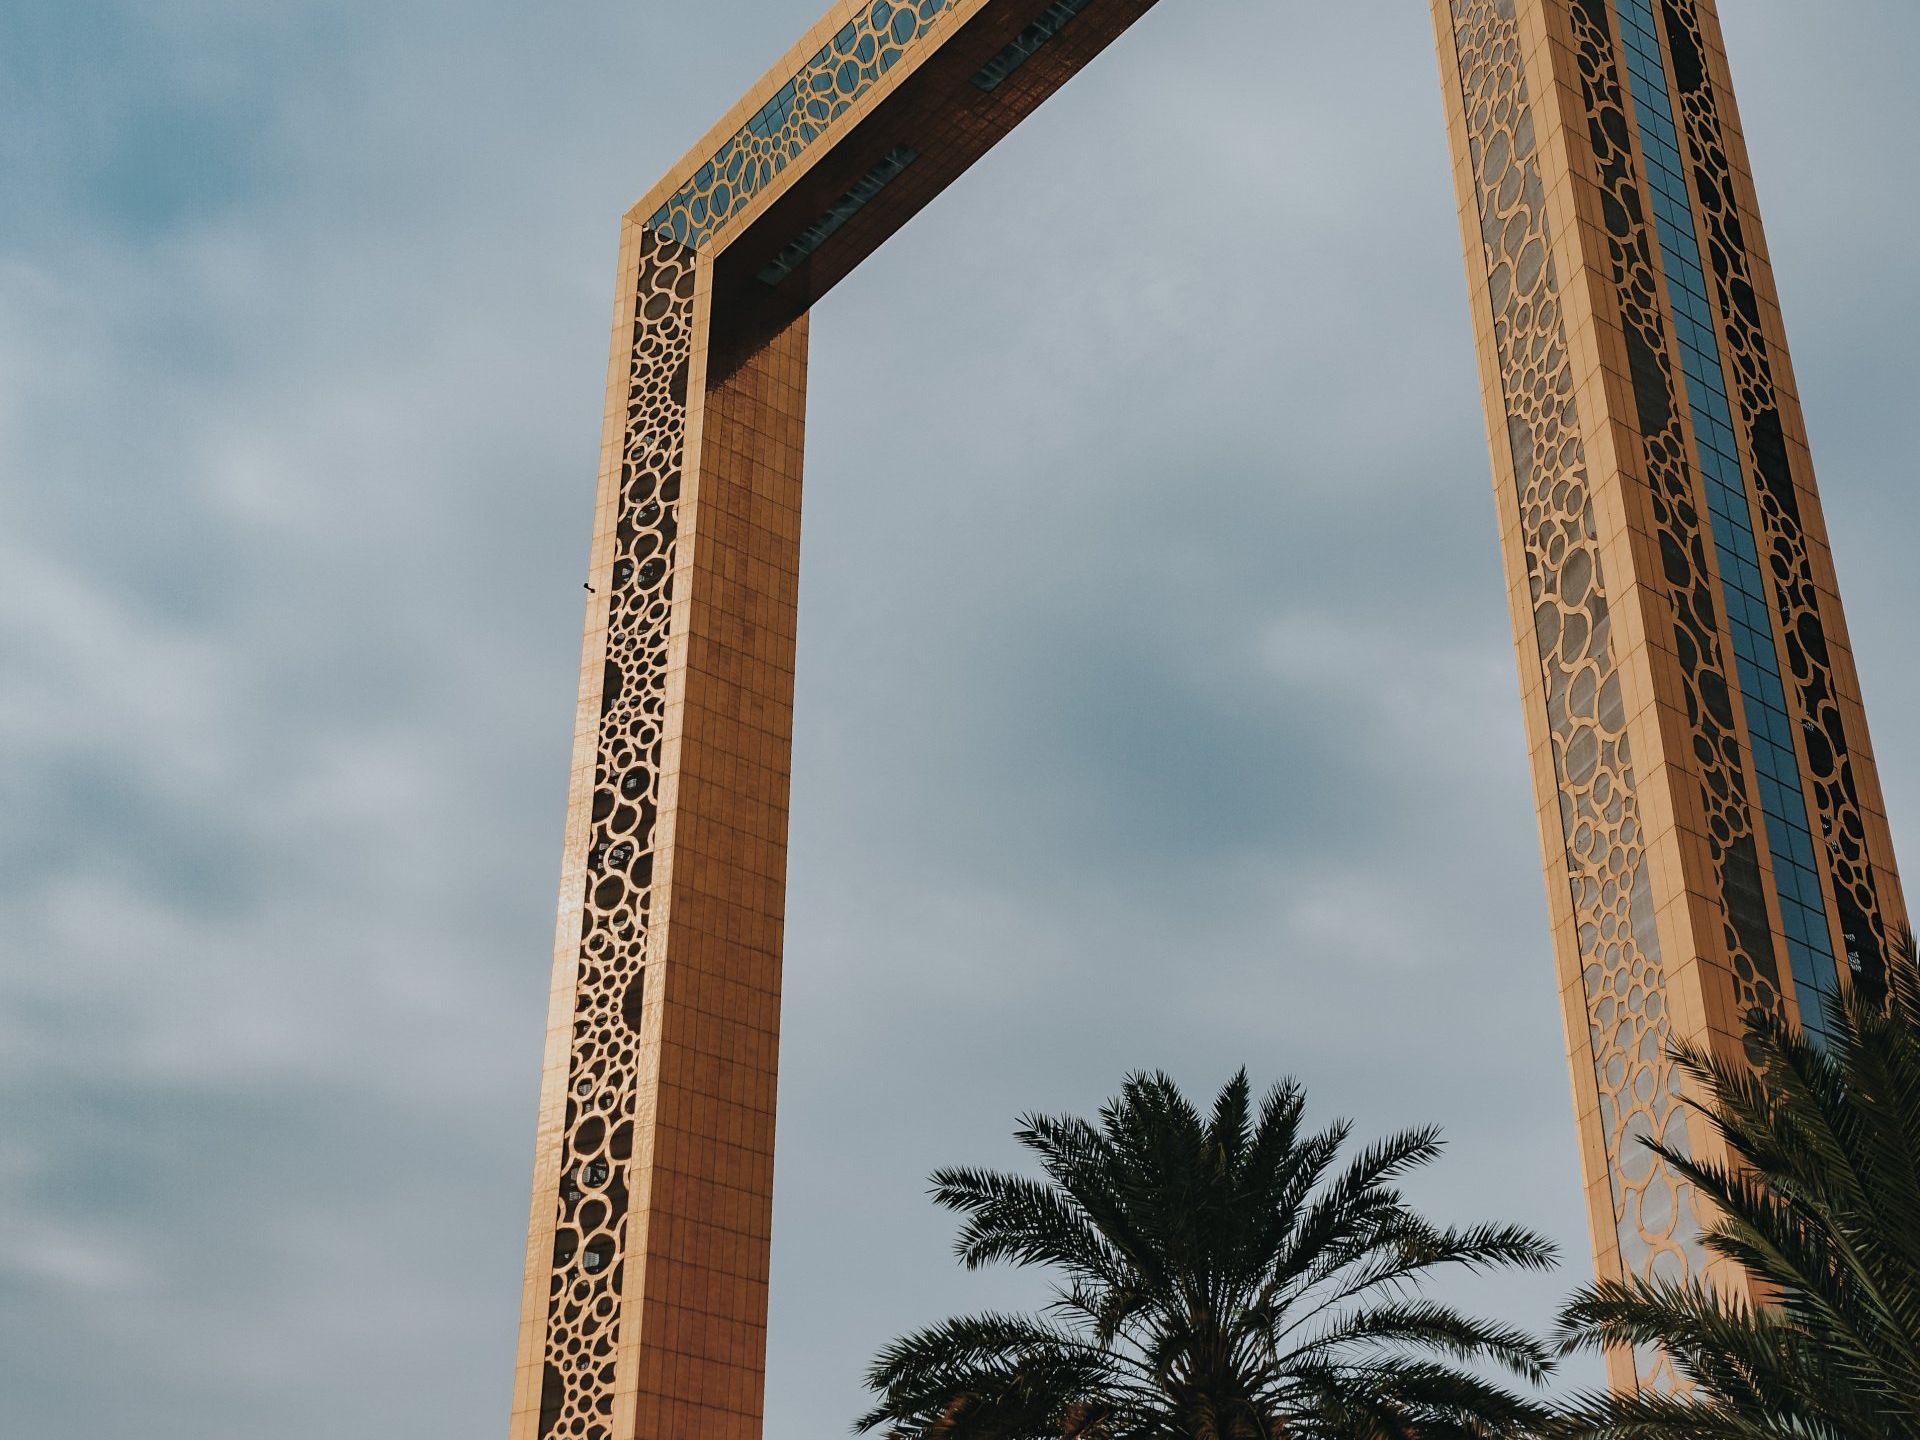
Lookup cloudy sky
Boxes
[3,1,1917,1434]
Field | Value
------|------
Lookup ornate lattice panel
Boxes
[1447,0,1703,1388]
[513,0,1911,1427]
[646,0,956,250]
[536,228,695,1440]
[1562,0,1785,1029]
[1655,0,1892,995]
[1597,0,1845,1042]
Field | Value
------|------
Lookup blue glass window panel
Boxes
[1612,0,1843,1033]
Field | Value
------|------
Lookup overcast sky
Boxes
[3,1,1917,1435]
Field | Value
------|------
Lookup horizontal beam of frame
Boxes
[636,0,1165,367]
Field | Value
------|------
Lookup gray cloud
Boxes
[1,1,1916,1435]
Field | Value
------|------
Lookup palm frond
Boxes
[861,1070,1556,1439]
[1555,931,1920,1439]
[1287,1299,1555,1383]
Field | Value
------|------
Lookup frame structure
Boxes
[511,1,1905,1432]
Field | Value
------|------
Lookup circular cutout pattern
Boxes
[647,0,954,250]
[1657,0,1891,996]
[1453,0,1703,1392]
[538,230,694,1440]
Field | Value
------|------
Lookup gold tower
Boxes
[511,2,1903,1431]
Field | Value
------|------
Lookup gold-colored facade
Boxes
[513,1,1903,1429]
[1435,0,1904,1390]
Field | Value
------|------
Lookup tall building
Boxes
[510,1,1904,1432]
[1437,0,1904,1389]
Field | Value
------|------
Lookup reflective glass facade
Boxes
[971,0,1097,90]
[1611,0,1842,1043]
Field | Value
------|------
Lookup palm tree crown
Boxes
[1555,935,1920,1438]
[858,1069,1558,1439]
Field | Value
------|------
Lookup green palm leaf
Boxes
[858,1068,1558,1438]
[1555,931,1920,1439]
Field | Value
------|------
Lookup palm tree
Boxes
[1555,934,1920,1438]
[856,1070,1560,1439]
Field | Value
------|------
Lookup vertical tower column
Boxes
[1653,0,1905,1001]
[1432,0,1903,1393]
[511,221,808,1440]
